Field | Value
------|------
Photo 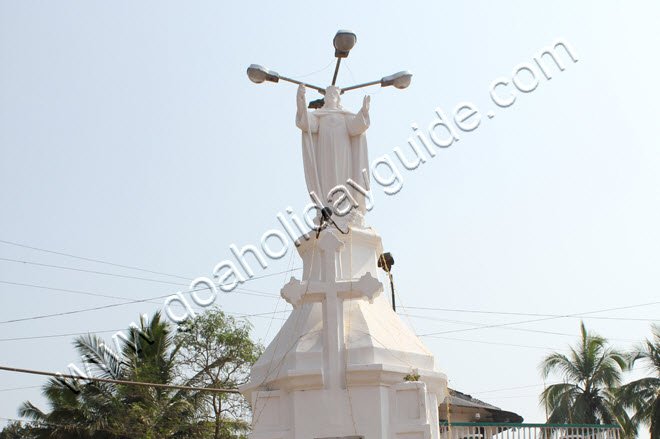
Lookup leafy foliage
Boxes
[539,322,627,426]
[618,325,660,439]
[0,421,37,439]
[175,309,263,439]
[15,309,261,438]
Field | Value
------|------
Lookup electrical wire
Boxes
[406,306,659,322]
[0,365,240,393]
[403,312,639,342]
[0,257,297,297]
[0,309,291,342]
[290,59,336,79]
[0,257,185,286]
[419,301,660,337]
[422,334,556,350]
[0,239,190,280]
[0,267,299,325]
[1,258,287,299]
[0,280,163,303]
[0,385,41,392]
[470,383,547,395]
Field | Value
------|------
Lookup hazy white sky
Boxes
[1,0,659,432]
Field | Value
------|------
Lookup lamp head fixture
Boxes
[333,30,357,58]
[378,252,395,272]
[247,64,279,84]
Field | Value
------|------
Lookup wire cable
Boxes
[0,280,163,303]
[0,268,299,325]
[403,312,639,342]
[0,310,291,342]
[406,305,658,322]
[0,365,240,393]
[0,257,186,286]
[0,239,190,280]
[419,300,660,336]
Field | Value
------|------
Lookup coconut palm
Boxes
[19,312,205,438]
[618,325,660,439]
[539,322,627,426]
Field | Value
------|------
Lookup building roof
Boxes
[440,388,524,424]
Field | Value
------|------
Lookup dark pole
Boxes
[331,58,342,86]
[378,252,396,312]
[389,272,396,312]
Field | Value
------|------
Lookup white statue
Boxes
[296,84,371,220]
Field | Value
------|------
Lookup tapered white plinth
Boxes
[240,226,446,439]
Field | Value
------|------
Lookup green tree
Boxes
[175,308,263,439]
[0,421,36,439]
[19,312,204,438]
[539,322,627,426]
[618,325,660,439]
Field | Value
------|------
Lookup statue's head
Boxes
[323,86,341,109]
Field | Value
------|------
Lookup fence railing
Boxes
[439,423,621,439]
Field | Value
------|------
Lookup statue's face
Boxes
[324,87,340,109]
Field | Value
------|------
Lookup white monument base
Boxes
[241,227,447,439]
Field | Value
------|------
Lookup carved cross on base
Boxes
[281,232,382,389]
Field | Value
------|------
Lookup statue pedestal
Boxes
[240,227,447,439]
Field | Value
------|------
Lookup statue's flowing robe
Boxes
[296,106,370,215]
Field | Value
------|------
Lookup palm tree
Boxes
[0,421,36,439]
[618,325,660,439]
[20,312,204,438]
[539,322,627,426]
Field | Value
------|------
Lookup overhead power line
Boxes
[404,313,639,342]
[0,239,190,280]
[1,279,278,305]
[470,383,547,395]
[0,280,163,303]
[0,385,41,393]
[423,334,555,350]
[0,257,187,286]
[0,288,287,325]
[0,365,240,394]
[419,301,660,337]
[0,309,291,342]
[0,240,301,289]
[406,306,658,322]
[0,268,299,325]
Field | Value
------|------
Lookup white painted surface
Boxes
[241,227,447,439]
[296,84,371,216]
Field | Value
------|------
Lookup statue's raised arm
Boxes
[296,84,318,133]
[347,95,370,137]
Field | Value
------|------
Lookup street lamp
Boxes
[378,252,396,312]
[247,64,279,84]
[246,64,325,93]
[341,70,413,93]
[333,30,357,58]
[247,30,412,107]
[331,30,357,85]
[381,70,413,89]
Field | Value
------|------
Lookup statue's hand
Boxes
[297,84,306,103]
[362,95,371,113]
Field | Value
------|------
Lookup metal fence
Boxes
[439,423,621,439]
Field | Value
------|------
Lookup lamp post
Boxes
[378,252,396,312]
[331,30,357,86]
[247,30,412,107]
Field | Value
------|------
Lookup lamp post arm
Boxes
[389,272,396,312]
[331,58,342,86]
[279,76,326,94]
[340,79,381,93]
